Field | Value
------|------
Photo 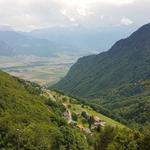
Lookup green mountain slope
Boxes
[53,23,150,127]
[53,23,150,98]
[0,71,90,150]
[0,71,150,150]
[85,80,150,127]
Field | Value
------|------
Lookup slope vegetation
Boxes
[0,71,90,150]
[0,71,150,150]
[54,23,150,98]
[53,23,150,127]
[86,80,150,127]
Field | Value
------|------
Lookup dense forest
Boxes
[83,80,150,128]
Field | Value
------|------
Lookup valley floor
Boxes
[0,54,78,86]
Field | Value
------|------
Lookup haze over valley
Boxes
[0,25,135,86]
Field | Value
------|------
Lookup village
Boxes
[63,107,106,134]
[42,90,108,134]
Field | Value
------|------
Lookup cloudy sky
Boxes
[0,0,149,31]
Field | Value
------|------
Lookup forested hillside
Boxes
[84,80,150,128]
[0,71,90,150]
[54,23,150,98]
[0,71,150,150]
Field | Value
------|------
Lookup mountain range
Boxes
[30,25,135,53]
[0,30,63,56]
[0,25,135,57]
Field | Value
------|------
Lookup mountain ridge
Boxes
[53,23,150,98]
[0,30,59,56]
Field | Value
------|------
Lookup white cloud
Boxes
[61,0,135,6]
[100,15,104,20]
[104,0,135,5]
[60,9,67,15]
[121,17,133,25]
[0,0,149,31]
[60,9,77,23]
[69,17,76,22]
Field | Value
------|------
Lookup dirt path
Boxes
[63,103,72,123]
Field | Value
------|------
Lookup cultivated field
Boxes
[0,55,78,86]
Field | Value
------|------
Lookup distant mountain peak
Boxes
[109,22,150,55]
[130,23,150,39]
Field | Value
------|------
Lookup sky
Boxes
[0,0,149,31]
